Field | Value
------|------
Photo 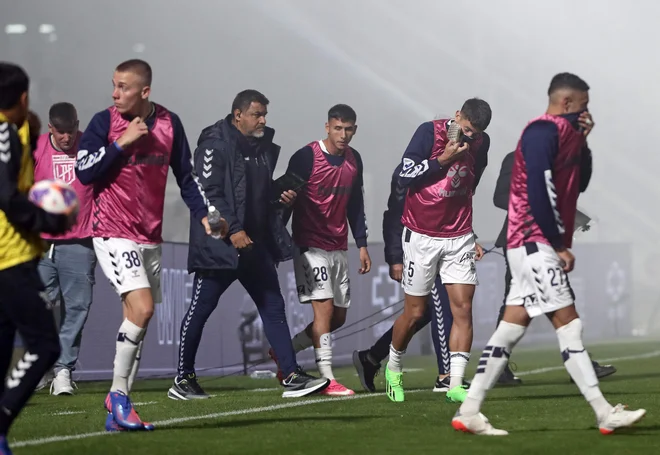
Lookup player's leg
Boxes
[169,269,234,400]
[317,250,354,395]
[451,246,532,434]
[441,232,479,402]
[93,238,156,430]
[50,242,96,396]
[34,251,60,391]
[240,244,328,398]
[548,294,644,433]
[0,261,61,440]
[353,306,431,393]
[386,229,440,402]
[430,276,457,392]
[496,246,522,385]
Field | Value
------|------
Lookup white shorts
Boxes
[505,242,574,318]
[93,237,162,303]
[293,246,350,308]
[402,228,478,296]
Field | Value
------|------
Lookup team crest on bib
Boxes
[52,154,77,185]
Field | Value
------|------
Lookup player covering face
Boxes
[385,98,491,404]
[451,73,645,436]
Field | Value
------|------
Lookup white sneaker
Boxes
[598,404,646,434]
[452,411,509,436]
[50,369,75,396]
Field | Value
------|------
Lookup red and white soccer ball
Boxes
[28,179,79,215]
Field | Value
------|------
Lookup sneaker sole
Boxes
[51,389,75,396]
[352,351,375,393]
[433,386,449,393]
[600,409,646,434]
[167,387,210,401]
[281,379,330,398]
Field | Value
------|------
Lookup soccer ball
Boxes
[28,179,79,215]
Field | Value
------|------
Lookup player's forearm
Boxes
[75,141,123,184]
[347,188,368,248]
[0,188,66,235]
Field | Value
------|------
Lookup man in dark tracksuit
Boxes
[492,149,616,383]
[168,90,328,400]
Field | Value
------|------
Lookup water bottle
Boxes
[250,370,276,379]
[207,205,223,239]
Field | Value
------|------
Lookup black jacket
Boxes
[187,116,293,272]
[493,146,593,249]
[383,164,406,266]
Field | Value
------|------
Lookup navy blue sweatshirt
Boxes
[75,106,207,221]
[285,145,368,248]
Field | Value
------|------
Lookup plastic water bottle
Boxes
[250,370,276,379]
[207,205,223,239]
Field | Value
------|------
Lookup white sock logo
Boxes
[6,352,39,389]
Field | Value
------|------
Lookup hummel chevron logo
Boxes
[0,129,9,142]
[202,171,212,178]
[0,151,9,163]
[203,163,212,172]
[205,149,213,156]
[204,155,212,163]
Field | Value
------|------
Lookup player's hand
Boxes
[279,190,297,207]
[116,117,149,149]
[475,242,484,261]
[358,247,371,274]
[230,230,253,249]
[438,140,469,167]
[202,216,229,239]
[578,111,594,137]
[555,247,575,273]
[389,263,403,282]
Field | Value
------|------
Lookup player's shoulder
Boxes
[525,119,559,135]
[349,146,363,161]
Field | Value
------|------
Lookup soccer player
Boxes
[353,162,472,393]
[33,102,97,395]
[492,151,616,385]
[275,104,370,396]
[171,90,329,400]
[75,59,221,431]
[452,73,645,436]
[385,99,491,403]
[0,62,74,455]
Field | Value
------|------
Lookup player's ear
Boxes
[141,85,151,100]
[325,122,330,135]
[353,124,358,135]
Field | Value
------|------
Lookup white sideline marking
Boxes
[132,401,158,406]
[52,411,86,416]
[14,349,660,449]
[516,350,660,377]
[13,390,424,448]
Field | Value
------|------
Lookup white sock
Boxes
[127,339,144,393]
[110,319,146,395]
[556,318,612,421]
[388,345,406,373]
[449,352,470,389]
[461,321,526,416]
[315,333,334,380]
[292,330,313,353]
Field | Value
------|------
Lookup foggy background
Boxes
[2,0,659,336]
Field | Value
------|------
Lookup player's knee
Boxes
[451,299,473,320]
